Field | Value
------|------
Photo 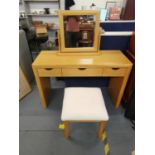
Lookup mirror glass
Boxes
[63,15,96,48]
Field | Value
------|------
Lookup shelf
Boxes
[19,17,27,19]
[101,20,135,23]
[101,31,133,36]
[27,13,58,17]
[24,0,58,2]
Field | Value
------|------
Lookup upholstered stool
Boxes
[61,87,109,139]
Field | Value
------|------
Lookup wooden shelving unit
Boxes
[19,0,60,27]
[19,0,60,56]
[26,13,58,17]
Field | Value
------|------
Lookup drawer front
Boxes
[103,67,126,76]
[62,68,103,77]
[38,68,61,77]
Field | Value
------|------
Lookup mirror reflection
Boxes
[64,15,96,48]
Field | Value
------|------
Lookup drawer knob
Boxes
[45,68,53,71]
[112,67,120,70]
[78,68,87,70]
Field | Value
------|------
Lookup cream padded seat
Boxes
[61,87,109,121]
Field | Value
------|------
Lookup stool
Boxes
[61,87,109,139]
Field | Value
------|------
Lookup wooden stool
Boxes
[61,87,109,139]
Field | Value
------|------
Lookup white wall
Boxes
[19,3,24,12]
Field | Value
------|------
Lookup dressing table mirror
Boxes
[58,10,100,54]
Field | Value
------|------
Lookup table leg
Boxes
[32,67,51,108]
[108,67,132,108]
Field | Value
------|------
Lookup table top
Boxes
[32,50,132,68]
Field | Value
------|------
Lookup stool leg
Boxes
[64,121,69,138]
[98,121,106,139]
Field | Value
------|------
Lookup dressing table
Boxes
[32,10,132,109]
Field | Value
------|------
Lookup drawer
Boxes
[38,68,61,77]
[103,67,126,76]
[62,68,103,77]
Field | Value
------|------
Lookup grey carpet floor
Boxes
[19,84,135,155]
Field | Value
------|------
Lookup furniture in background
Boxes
[122,0,135,20]
[32,50,132,109]
[100,20,135,51]
[123,33,135,107]
[61,87,109,139]
[35,26,48,51]
[36,26,48,38]
[79,22,95,47]
[19,1,60,57]
[19,30,34,83]
[19,0,60,27]
[19,66,31,100]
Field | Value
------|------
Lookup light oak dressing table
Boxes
[32,50,132,108]
[32,10,132,109]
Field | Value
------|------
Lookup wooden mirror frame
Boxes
[58,10,100,53]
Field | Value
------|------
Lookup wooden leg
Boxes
[108,77,123,108]
[64,121,69,138]
[108,67,132,108]
[98,121,106,139]
[32,67,51,108]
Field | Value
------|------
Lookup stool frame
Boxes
[63,120,106,139]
